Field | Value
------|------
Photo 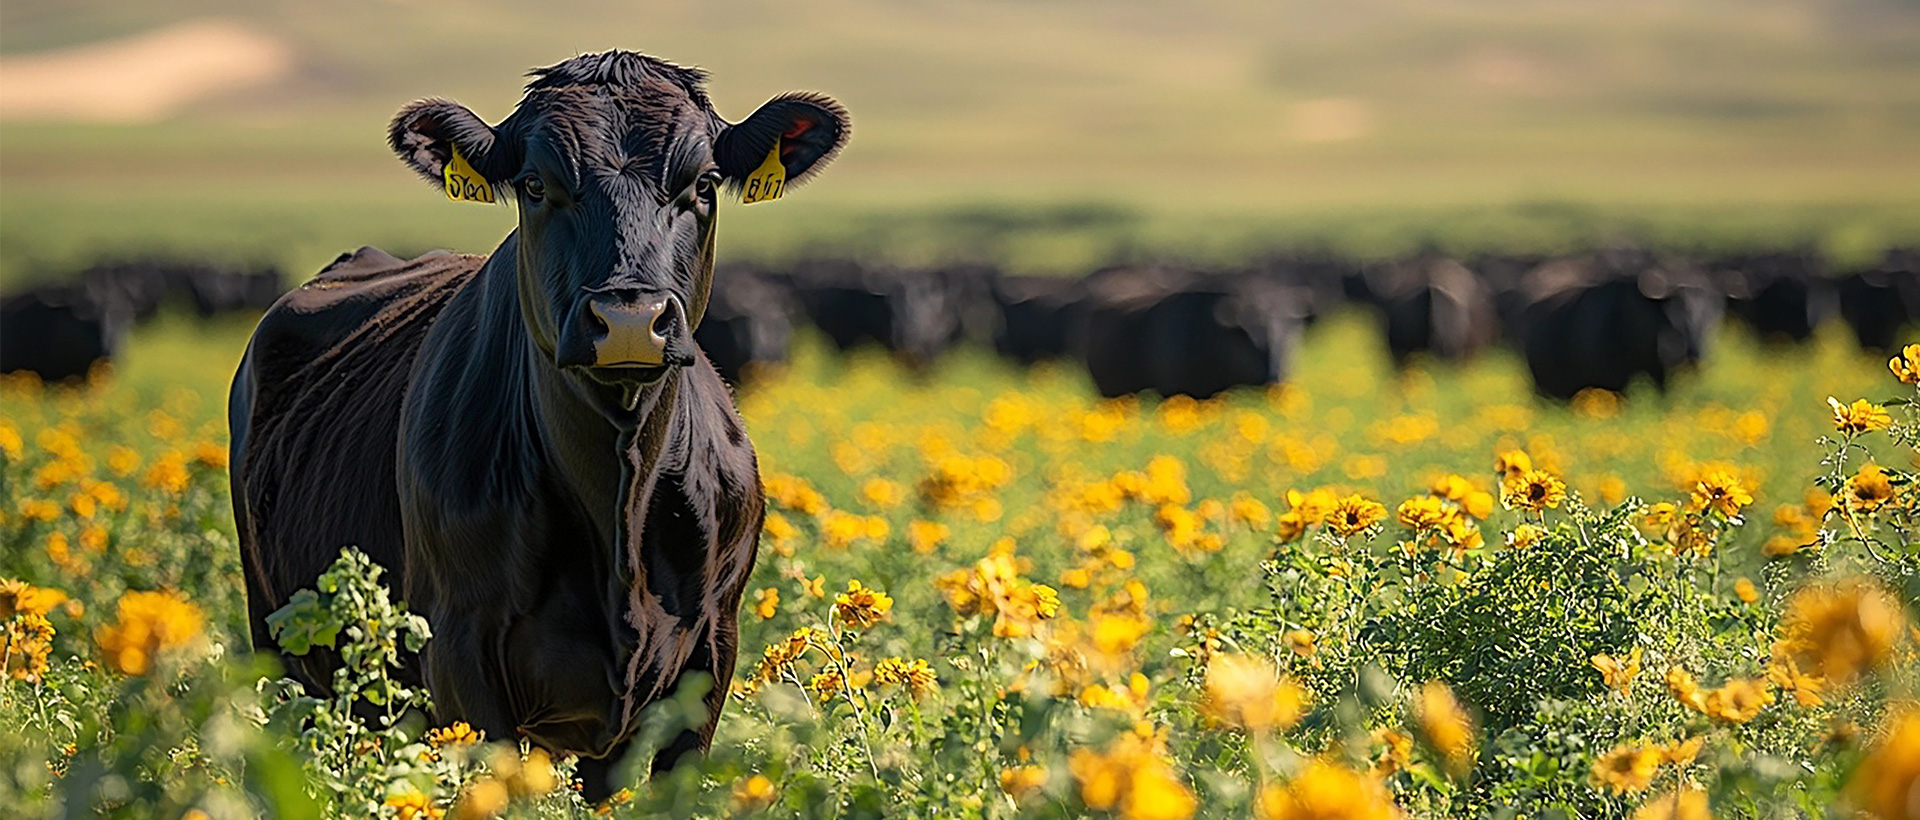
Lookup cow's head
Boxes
[388,51,848,386]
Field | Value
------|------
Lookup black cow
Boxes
[1514,249,1722,400]
[1079,266,1309,399]
[0,286,129,383]
[1710,250,1835,345]
[1835,248,1920,353]
[79,259,283,320]
[789,260,984,370]
[228,51,849,798]
[991,274,1083,365]
[696,263,796,386]
[1368,257,1499,367]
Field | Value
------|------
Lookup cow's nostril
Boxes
[652,299,681,338]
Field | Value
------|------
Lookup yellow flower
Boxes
[1590,744,1664,793]
[1631,786,1712,820]
[1494,449,1532,483]
[191,440,228,468]
[764,473,828,516]
[1395,496,1453,531]
[730,774,778,813]
[1776,579,1905,688]
[1507,523,1546,549]
[1643,502,1679,531]
[1890,343,1920,385]
[1843,464,1899,514]
[1000,765,1048,802]
[1828,396,1893,435]
[1733,577,1759,604]
[1090,612,1152,657]
[1200,654,1310,733]
[1255,759,1402,820]
[1702,678,1774,723]
[427,721,483,747]
[386,790,444,820]
[1766,653,1828,707]
[1068,733,1195,820]
[861,477,904,509]
[1660,736,1704,767]
[1689,468,1753,518]
[486,746,558,797]
[1502,469,1566,512]
[873,657,937,698]
[808,669,845,702]
[1850,706,1920,820]
[1326,494,1388,538]
[752,587,779,620]
[1275,509,1309,543]
[3,613,55,682]
[908,519,950,554]
[1230,494,1272,529]
[833,576,898,629]
[450,777,509,820]
[1665,666,1708,713]
[142,451,191,495]
[1370,728,1414,778]
[801,575,826,598]
[94,590,205,676]
[1287,630,1316,657]
[1418,681,1475,777]
[1591,647,1643,696]
[0,578,68,620]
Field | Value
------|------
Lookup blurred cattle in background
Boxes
[1365,256,1499,367]
[696,263,798,387]
[788,260,993,370]
[1078,265,1311,399]
[0,285,130,382]
[1709,249,1836,345]
[1466,252,1550,344]
[991,274,1083,366]
[1834,248,1920,353]
[1,258,283,383]
[79,259,282,320]
[1251,251,1352,327]
[1513,249,1723,401]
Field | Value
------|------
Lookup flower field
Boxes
[2,314,1917,819]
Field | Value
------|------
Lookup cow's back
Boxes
[229,247,482,685]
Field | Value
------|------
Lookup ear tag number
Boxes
[443,146,495,204]
[740,141,786,205]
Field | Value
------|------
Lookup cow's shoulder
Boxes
[251,249,484,365]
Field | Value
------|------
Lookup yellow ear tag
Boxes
[740,141,786,205]
[443,145,495,204]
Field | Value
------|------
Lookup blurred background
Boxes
[1,0,1918,392]
[5,0,1920,278]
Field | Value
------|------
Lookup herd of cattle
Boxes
[0,260,280,382]
[3,246,1916,400]
[700,246,1918,399]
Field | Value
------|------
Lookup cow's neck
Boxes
[473,236,685,558]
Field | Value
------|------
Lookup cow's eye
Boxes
[694,172,720,199]
[520,176,546,202]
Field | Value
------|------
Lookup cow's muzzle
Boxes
[557,288,696,373]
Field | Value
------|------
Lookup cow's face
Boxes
[388,52,848,387]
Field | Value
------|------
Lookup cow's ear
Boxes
[388,99,511,201]
[715,92,850,196]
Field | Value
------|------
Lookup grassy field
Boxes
[2,314,1917,818]
[5,0,1920,280]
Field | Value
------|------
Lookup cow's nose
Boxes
[584,292,684,368]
